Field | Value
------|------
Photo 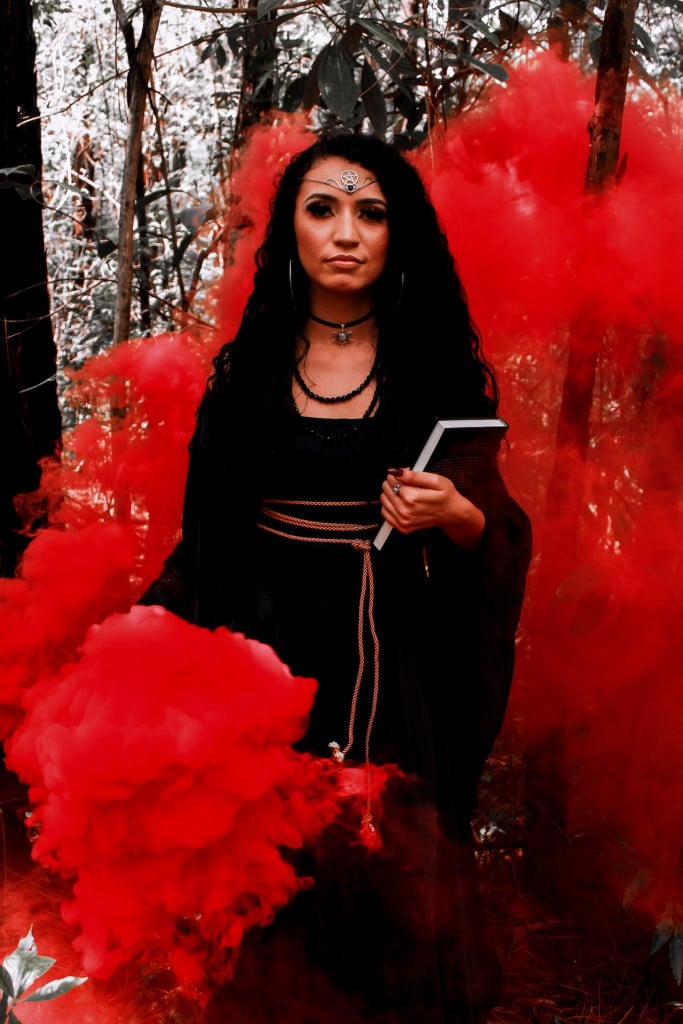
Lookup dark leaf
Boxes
[302,53,323,110]
[671,932,683,986]
[318,42,360,121]
[462,54,509,82]
[226,26,244,58]
[24,975,88,1003]
[394,90,425,130]
[355,18,406,56]
[199,41,213,63]
[0,964,14,998]
[257,0,279,17]
[651,922,674,955]
[632,21,658,59]
[281,74,307,112]
[498,10,530,40]
[459,16,500,47]
[214,42,227,68]
[588,25,602,66]
[0,164,36,184]
[360,60,387,137]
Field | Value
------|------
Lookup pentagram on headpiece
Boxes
[301,169,378,194]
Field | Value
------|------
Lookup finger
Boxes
[383,474,405,501]
[399,468,446,491]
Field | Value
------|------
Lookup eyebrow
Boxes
[302,190,387,206]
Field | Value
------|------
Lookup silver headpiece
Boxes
[301,169,377,194]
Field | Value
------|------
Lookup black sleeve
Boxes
[423,461,532,806]
[138,393,212,623]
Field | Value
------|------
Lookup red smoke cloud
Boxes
[0,52,681,1010]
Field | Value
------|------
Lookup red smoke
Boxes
[1,52,681,1011]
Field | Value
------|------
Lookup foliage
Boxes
[0,928,86,1023]
[34,0,680,377]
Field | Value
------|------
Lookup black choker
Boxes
[308,310,373,345]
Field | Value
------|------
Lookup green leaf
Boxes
[2,953,55,999]
[462,54,508,82]
[318,42,360,121]
[459,16,500,47]
[226,26,244,58]
[257,0,279,17]
[0,964,14,998]
[3,932,55,1000]
[360,60,387,137]
[632,21,657,59]
[354,18,406,56]
[651,923,674,955]
[302,51,323,110]
[281,74,307,112]
[23,975,88,1003]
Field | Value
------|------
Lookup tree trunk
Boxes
[523,0,638,910]
[112,0,164,345]
[0,0,61,576]
[585,0,639,191]
[233,4,279,148]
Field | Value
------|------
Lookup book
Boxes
[373,417,508,551]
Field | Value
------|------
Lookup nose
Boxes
[333,207,360,247]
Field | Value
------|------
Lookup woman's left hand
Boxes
[381,468,485,550]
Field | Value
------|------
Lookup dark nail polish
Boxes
[388,467,404,477]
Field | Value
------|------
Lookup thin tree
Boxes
[112,0,165,346]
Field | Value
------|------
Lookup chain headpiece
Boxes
[300,169,377,194]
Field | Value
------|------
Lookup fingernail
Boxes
[387,467,404,477]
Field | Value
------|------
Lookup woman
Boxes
[143,131,531,1022]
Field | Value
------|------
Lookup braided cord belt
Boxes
[257,498,383,841]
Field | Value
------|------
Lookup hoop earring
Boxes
[288,258,298,312]
[396,270,405,311]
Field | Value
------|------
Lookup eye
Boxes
[359,205,387,223]
[305,200,333,218]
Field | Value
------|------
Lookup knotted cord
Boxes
[257,498,383,842]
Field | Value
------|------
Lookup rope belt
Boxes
[257,498,383,842]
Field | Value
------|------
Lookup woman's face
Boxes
[293,157,390,304]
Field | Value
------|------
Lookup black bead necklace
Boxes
[293,346,378,405]
[309,309,373,345]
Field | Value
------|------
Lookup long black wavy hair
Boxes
[210,132,498,453]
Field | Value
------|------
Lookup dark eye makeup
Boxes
[304,200,388,222]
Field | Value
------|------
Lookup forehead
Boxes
[298,157,386,202]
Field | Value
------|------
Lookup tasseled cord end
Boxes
[360,812,381,851]
[329,742,382,849]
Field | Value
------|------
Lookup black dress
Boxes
[142,395,532,1022]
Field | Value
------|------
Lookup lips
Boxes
[326,255,363,265]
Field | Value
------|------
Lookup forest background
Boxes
[1,0,683,1021]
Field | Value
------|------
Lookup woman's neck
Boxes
[306,285,373,328]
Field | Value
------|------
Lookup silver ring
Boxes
[392,483,401,495]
